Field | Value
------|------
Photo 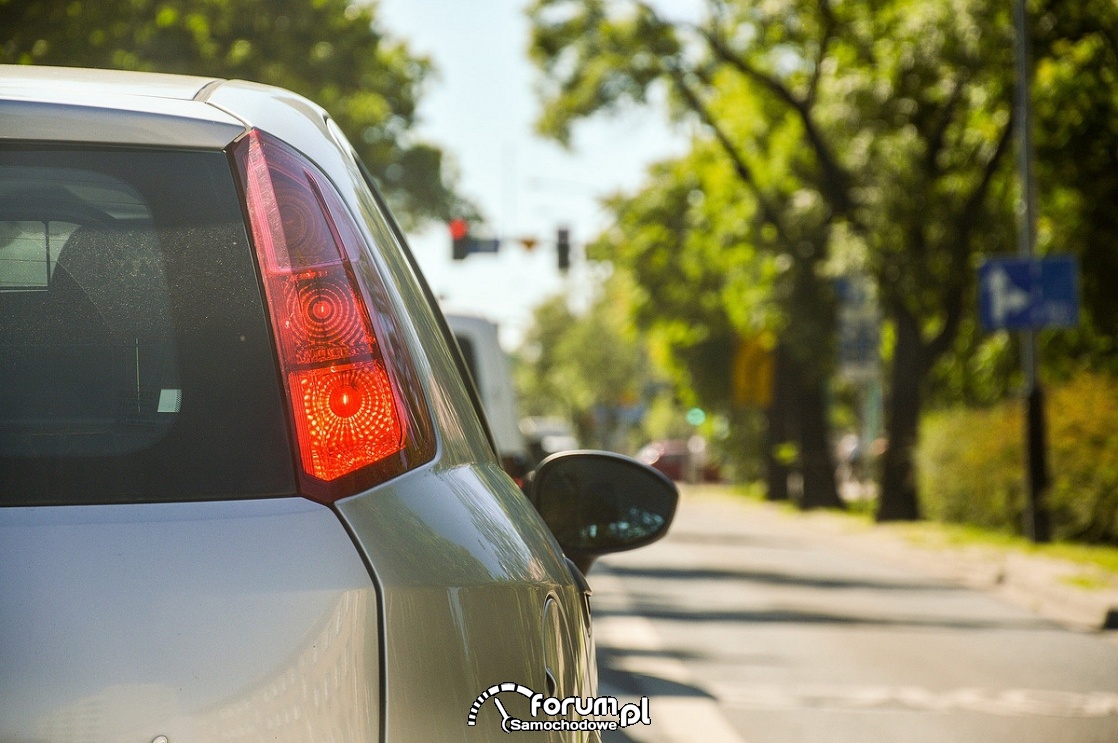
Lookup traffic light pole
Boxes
[448,221,573,273]
[1014,0,1050,543]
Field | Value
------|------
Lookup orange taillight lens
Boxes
[232,129,432,502]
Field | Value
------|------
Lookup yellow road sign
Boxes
[733,333,774,409]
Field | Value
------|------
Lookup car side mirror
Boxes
[526,450,679,573]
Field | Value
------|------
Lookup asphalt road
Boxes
[591,486,1118,743]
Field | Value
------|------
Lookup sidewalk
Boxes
[678,485,1118,636]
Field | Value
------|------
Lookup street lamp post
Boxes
[1013,0,1051,543]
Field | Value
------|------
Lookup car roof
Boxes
[0,65,343,158]
[0,64,220,101]
[0,65,246,148]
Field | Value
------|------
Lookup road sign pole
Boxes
[1013,0,1051,543]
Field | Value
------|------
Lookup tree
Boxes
[529,0,847,509]
[1031,0,1118,369]
[923,0,1118,405]
[823,0,1017,519]
[517,275,653,451]
[0,0,467,226]
[589,143,808,502]
[528,0,1025,520]
[799,0,1118,520]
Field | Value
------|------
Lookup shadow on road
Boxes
[595,603,1054,631]
[598,646,715,698]
[606,563,955,593]
[597,645,715,742]
[664,530,806,549]
[593,561,1058,633]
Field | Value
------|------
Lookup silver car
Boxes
[0,65,677,742]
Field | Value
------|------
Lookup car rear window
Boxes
[0,146,296,506]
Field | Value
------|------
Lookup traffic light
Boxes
[557,227,571,272]
[450,218,500,260]
[450,218,469,260]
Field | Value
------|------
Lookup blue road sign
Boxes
[979,256,1079,331]
[835,274,880,380]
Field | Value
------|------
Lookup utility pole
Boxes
[1013,0,1051,543]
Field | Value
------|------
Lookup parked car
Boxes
[636,438,722,483]
[445,313,531,482]
[0,65,676,742]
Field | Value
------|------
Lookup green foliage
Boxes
[1032,0,1118,369]
[528,0,680,146]
[639,394,693,442]
[591,150,759,401]
[924,0,1118,404]
[528,0,1118,512]
[0,0,467,226]
[834,0,1016,321]
[587,141,807,480]
[528,0,1014,511]
[918,401,1023,530]
[516,274,654,450]
[1048,373,1118,543]
[926,319,1021,407]
[918,372,1118,544]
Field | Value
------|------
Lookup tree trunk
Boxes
[783,344,844,510]
[763,344,793,501]
[800,382,840,509]
[797,372,844,510]
[777,256,843,510]
[763,412,791,501]
[877,309,923,521]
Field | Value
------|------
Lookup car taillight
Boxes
[232,129,434,503]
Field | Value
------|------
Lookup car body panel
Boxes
[0,98,245,148]
[0,498,381,742]
[338,463,596,740]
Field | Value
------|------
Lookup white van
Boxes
[445,314,531,481]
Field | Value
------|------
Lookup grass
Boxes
[1062,573,1115,591]
[902,520,1118,575]
[1042,541,1118,574]
[725,481,1118,580]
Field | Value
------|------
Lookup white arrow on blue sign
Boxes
[978,256,1080,331]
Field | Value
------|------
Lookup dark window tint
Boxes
[0,147,295,505]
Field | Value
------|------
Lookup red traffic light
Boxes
[449,218,469,240]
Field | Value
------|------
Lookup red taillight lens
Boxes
[290,361,400,481]
[232,129,433,502]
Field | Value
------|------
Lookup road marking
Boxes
[628,696,750,743]
[593,572,749,743]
